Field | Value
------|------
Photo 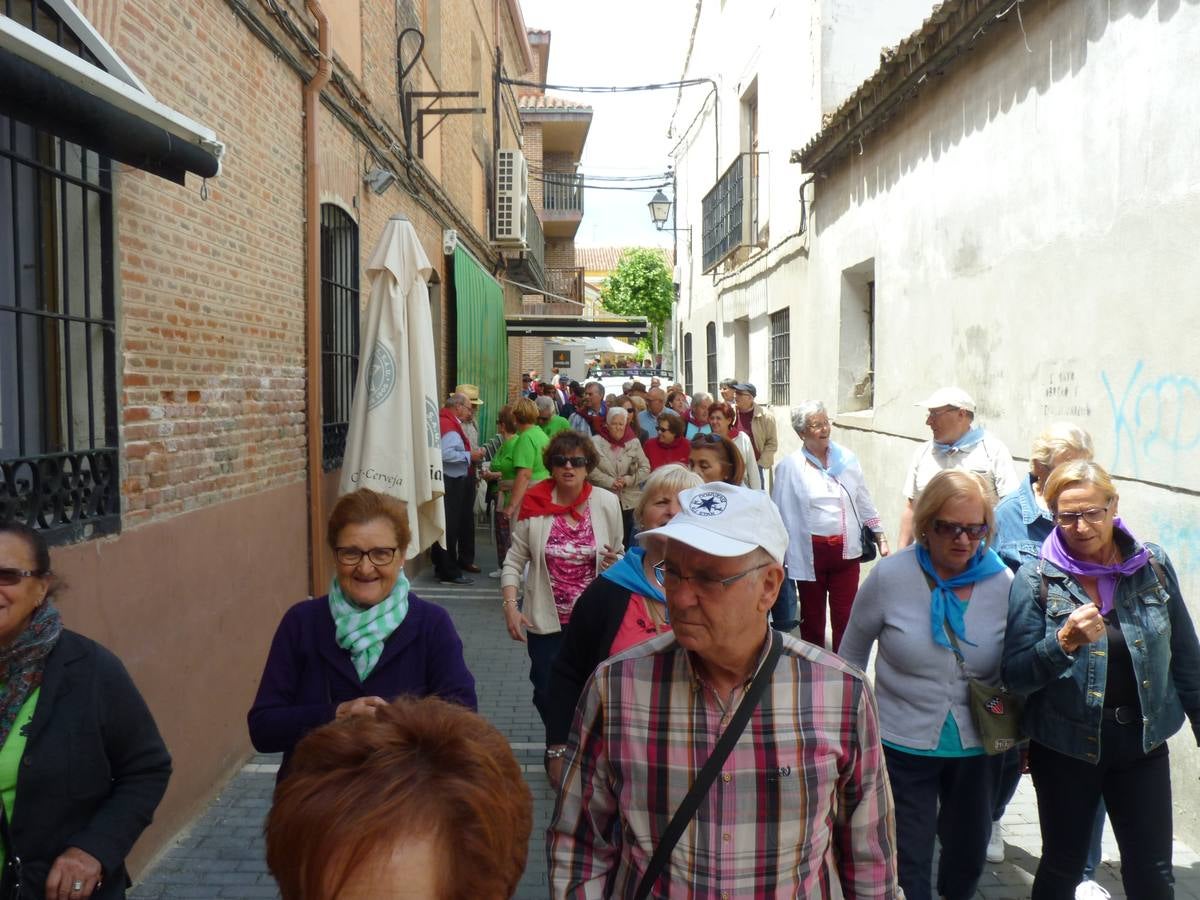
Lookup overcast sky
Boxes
[518,0,695,249]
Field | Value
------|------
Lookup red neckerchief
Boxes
[439,408,469,450]
[518,479,593,521]
[600,422,637,448]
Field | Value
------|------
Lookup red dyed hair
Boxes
[326,488,411,554]
[265,697,532,899]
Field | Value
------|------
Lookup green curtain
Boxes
[454,247,507,446]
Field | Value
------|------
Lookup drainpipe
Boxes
[303,0,331,596]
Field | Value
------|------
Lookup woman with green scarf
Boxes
[248,489,477,777]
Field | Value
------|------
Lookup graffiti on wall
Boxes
[1101,361,1200,479]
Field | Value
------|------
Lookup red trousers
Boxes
[798,535,861,651]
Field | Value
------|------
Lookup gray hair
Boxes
[690,391,712,409]
[1030,422,1095,468]
[585,381,603,394]
[606,406,629,423]
[790,400,827,435]
[535,395,556,415]
[446,392,468,409]
[622,381,635,393]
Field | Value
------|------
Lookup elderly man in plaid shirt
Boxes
[548,482,901,898]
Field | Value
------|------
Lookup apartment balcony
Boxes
[701,152,767,273]
[504,197,545,290]
[546,266,584,303]
[541,173,584,238]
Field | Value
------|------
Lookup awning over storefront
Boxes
[505,316,649,338]
[453,247,508,446]
[0,14,223,185]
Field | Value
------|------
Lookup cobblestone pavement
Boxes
[130,530,1200,899]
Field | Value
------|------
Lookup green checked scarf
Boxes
[328,573,410,681]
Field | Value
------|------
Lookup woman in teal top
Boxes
[840,470,1013,900]
[0,521,171,898]
[503,397,550,519]
[484,406,521,571]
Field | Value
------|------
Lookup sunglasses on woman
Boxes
[931,520,989,540]
[0,568,41,586]
[550,454,588,469]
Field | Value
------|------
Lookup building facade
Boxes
[1,0,535,869]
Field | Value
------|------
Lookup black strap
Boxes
[0,800,21,898]
[634,631,784,900]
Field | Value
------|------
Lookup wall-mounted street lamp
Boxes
[648,189,673,230]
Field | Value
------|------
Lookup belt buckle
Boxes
[1114,706,1137,725]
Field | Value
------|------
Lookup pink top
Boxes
[545,506,597,623]
[610,593,672,656]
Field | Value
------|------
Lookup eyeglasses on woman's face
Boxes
[0,568,41,587]
[930,520,988,541]
[335,547,398,567]
[1053,501,1112,529]
[550,454,588,469]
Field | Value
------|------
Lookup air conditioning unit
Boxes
[495,148,529,245]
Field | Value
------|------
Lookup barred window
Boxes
[705,321,717,397]
[320,205,360,470]
[683,332,693,395]
[769,309,790,407]
[0,10,120,543]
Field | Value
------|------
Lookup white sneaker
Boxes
[488,569,502,578]
[985,821,1005,863]
[1075,880,1111,900]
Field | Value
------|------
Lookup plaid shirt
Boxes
[548,631,900,899]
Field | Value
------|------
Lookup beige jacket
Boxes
[588,435,651,511]
[750,403,779,470]
[500,487,624,634]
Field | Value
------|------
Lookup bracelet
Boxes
[544,746,568,760]
[501,598,519,607]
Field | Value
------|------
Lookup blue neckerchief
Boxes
[803,441,850,478]
[916,543,1006,653]
[601,546,666,610]
[934,424,985,455]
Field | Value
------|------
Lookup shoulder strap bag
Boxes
[836,477,876,563]
[0,802,23,900]
[634,630,784,899]
[943,625,1024,755]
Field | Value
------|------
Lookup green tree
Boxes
[599,249,675,359]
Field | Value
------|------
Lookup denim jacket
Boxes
[1002,535,1200,762]
[994,474,1052,572]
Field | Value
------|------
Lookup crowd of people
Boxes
[4,374,1199,899]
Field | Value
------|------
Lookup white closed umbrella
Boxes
[339,214,445,557]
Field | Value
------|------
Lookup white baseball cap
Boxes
[637,482,788,564]
[916,386,976,413]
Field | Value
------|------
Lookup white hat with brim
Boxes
[636,482,788,564]
[915,386,975,413]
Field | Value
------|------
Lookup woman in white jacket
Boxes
[771,401,888,650]
[500,430,623,729]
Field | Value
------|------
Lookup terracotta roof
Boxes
[517,93,593,112]
[794,0,1027,173]
[576,246,674,273]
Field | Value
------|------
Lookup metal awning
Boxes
[506,316,648,338]
[0,14,224,185]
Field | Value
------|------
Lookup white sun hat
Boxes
[637,482,788,564]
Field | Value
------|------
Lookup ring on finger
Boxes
[71,881,84,892]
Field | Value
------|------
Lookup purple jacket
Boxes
[247,593,477,771]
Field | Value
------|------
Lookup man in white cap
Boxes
[548,482,899,897]
[897,386,1020,547]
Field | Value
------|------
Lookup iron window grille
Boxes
[700,152,765,273]
[683,332,693,395]
[320,205,360,471]
[769,309,790,407]
[705,322,717,397]
[0,1,120,544]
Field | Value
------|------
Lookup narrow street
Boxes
[124,532,1200,900]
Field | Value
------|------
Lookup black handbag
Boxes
[0,803,23,900]
[838,479,877,562]
[634,631,784,899]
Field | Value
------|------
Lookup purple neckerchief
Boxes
[1040,518,1150,614]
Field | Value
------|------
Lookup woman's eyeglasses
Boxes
[0,568,41,586]
[550,454,588,469]
[931,520,989,540]
[334,547,398,566]
[1053,502,1112,528]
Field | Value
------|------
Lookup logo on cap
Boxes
[689,491,728,516]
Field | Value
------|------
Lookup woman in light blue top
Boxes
[841,469,1012,900]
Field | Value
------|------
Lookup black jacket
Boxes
[545,577,637,745]
[10,630,172,899]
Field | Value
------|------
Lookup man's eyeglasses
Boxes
[931,520,989,540]
[334,547,398,567]
[653,562,771,595]
[1054,502,1112,528]
[550,454,588,469]
[0,568,42,586]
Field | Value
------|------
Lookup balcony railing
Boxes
[543,173,585,214]
[701,152,764,273]
[525,198,545,286]
[545,266,585,302]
